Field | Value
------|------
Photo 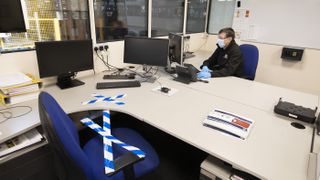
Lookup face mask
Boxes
[217,38,225,48]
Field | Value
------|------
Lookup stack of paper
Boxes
[0,73,42,105]
[0,73,32,88]
[1,84,39,96]
[0,129,43,157]
[203,109,254,140]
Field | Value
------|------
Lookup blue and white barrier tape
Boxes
[80,110,145,174]
[81,94,127,106]
[103,110,114,174]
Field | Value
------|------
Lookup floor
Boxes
[111,112,208,180]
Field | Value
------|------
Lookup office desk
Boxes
[41,73,313,180]
[184,51,319,114]
[0,67,317,179]
[0,100,40,144]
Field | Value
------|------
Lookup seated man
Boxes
[197,28,244,79]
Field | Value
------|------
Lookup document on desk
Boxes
[203,109,254,140]
[0,129,43,157]
[0,72,32,88]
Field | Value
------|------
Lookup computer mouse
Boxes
[160,87,170,93]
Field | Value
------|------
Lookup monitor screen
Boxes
[124,37,169,67]
[169,33,184,65]
[0,0,26,33]
[35,40,94,78]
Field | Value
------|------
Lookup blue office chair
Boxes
[239,44,259,80]
[38,92,159,180]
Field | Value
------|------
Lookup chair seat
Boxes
[83,128,160,180]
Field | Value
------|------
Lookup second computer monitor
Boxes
[35,40,93,89]
[124,37,169,67]
[169,33,184,65]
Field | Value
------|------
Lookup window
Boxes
[94,0,148,43]
[0,0,91,53]
[186,0,208,34]
[152,0,184,37]
[207,0,235,34]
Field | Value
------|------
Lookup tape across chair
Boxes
[81,110,145,175]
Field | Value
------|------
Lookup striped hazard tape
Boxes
[81,93,127,106]
[80,110,145,175]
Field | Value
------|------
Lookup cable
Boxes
[0,106,32,124]
[94,50,159,80]
[94,49,118,72]
[139,67,160,83]
[0,111,12,122]
[155,74,163,88]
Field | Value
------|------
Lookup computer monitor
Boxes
[124,37,169,67]
[169,33,184,65]
[35,40,94,89]
[0,0,26,33]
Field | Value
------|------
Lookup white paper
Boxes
[0,129,43,157]
[0,33,11,38]
[9,92,39,105]
[203,109,254,140]
[232,9,252,40]
[0,73,32,88]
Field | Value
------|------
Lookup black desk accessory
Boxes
[281,47,304,61]
[173,64,200,84]
[160,87,170,93]
[274,98,317,123]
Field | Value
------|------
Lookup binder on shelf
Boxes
[0,72,32,88]
[0,74,42,105]
[0,74,42,92]
[0,92,40,105]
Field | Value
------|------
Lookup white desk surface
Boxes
[184,51,319,113]
[0,100,39,143]
[43,73,312,180]
[0,62,318,179]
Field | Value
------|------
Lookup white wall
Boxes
[203,35,320,95]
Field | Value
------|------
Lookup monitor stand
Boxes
[57,73,85,89]
[165,58,176,74]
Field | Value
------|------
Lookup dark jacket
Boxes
[202,40,244,77]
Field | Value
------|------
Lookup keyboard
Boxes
[96,81,141,89]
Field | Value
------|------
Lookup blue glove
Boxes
[201,66,212,72]
[197,71,211,79]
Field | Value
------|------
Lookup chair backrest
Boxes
[39,92,92,180]
[239,44,259,80]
